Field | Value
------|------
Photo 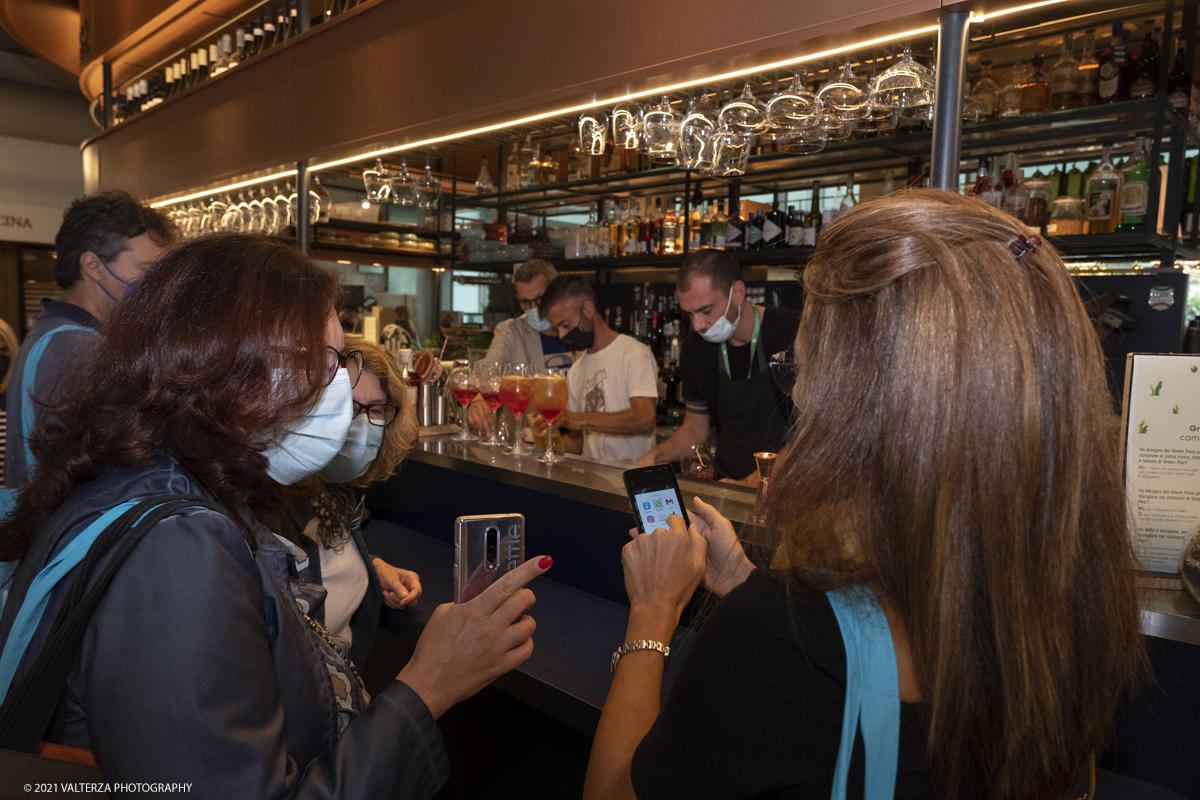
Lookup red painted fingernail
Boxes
[538,556,553,570]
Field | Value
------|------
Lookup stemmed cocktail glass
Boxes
[448,361,479,442]
[476,362,505,446]
[532,370,569,464]
[500,363,533,457]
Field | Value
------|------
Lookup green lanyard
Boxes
[719,304,761,380]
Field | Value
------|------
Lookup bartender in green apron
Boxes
[636,251,800,485]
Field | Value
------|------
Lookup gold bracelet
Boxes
[611,639,670,674]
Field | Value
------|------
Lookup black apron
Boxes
[715,310,790,480]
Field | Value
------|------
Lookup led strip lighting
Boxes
[150,0,1076,208]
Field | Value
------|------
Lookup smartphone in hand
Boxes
[454,514,525,603]
[623,464,690,535]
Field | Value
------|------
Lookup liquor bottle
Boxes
[275,2,289,46]
[613,306,624,333]
[1098,22,1129,103]
[662,200,678,255]
[1020,55,1052,115]
[505,144,521,190]
[700,203,713,249]
[584,205,600,257]
[523,145,541,188]
[1001,154,1030,221]
[1066,163,1084,198]
[1085,145,1121,233]
[839,175,857,215]
[1118,135,1152,231]
[288,0,301,37]
[206,44,219,80]
[262,13,277,50]
[608,200,622,257]
[1168,38,1193,111]
[625,199,641,255]
[785,207,804,247]
[688,194,702,250]
[980,158,1004,208]
[763,201,785,248]
[971,157,992,197]
[163,65,176,99]
[746,209,764,250]
[711,201,727,249]
[1000,63,1026,118]
[566,145,580,183]
[644,198,660,255]
[883,171,896,194]
[805,183,822,245]
[725,200,744,250]
[1077,30,1100,106]
[179,56,191,90]
[1051,33,1079,110]
[971,60,1001,122]
[1129,22,1159,99]
[196,47,209,83]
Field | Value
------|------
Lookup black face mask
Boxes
[561,315,595,351]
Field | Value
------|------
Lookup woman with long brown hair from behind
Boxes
[584,189,1145,799]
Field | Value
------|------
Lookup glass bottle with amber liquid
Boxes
[1020,55,1052,115]
[971,60,1001,122]
[1051,33,1079,110]
[662,200,678,255]
[1076,30,1101,106]
[1085,145,1122,233]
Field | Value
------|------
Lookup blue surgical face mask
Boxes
[98,256,138,303]
[318,414,384,484]
[263,368,354,485]
[699,293,740,344]
[524,305,552,332]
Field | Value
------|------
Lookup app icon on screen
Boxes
[665,498,674,505]
[654,500,663,508]
[642,502,651,510]
[647,515,655,523]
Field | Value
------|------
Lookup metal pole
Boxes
[102,63,112,129]
[296,162,311,254]
[930,10,970,190]
[297,0,310,32]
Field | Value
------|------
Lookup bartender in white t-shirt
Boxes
[538,276,658,463]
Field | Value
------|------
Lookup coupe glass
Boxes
[363,158,392,203]
[611,100,642,149]
[579,109,609,156]
[874,49,935,111]
[766,71,819,130]
[641,96,683,164]
[532,370,569,464]
[447,361,479,442]
[416,160,442,210]
[391,161,419,206]
[711,124,753,176]
[719,84,768,132]
[817,62,871,120]
[679,94,718,172]
[475,361,506,446]
[499,363,533,457]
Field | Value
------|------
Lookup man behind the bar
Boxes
[636,250,800,485]
[466,259,568,438]
[5,191,175,488]
[541,276,658,464]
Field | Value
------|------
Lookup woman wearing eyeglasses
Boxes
[0,234,550,797]
[262,335,423,674]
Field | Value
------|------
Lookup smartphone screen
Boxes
[624,465,690,534]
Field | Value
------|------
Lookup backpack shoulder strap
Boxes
[826,587,901,800]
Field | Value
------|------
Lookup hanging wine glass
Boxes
[777,126,827,155]
[475,161,495,194]
[610,100,642,150]
[416,159,442,210]
[641,96,683,164]
[874,49,935,111]
[766,71,820,130]
[274,184,293,230]
[363,158,392,203]
[816,104,853,141]
[718,84,768,132]
[679,93,718,173]
[311,175,332,224]
[262,184,282,235]
[578,109,608,156]
[391,160,418,206]
[711,124,753,176]
[248,189,267,234]
[817,62,871,120]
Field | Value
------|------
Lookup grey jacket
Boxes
[0,453,449,798]
[484,315,545,368]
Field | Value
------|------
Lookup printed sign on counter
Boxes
[1122,353,1200,574]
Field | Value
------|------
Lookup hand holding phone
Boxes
[454,514,525,603]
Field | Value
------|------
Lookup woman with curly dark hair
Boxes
[0,234,550,798]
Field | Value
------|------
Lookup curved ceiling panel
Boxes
[0,0,81,76]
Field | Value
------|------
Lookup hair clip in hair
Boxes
[1008,234,1043,260]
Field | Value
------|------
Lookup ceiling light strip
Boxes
[150,0,1076,207]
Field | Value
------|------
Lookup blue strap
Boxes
[20,325,97,473]
[0,502,139,703]
[827,587,901,800]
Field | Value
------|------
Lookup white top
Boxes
[566,333,658,464]
[306,518,370,645]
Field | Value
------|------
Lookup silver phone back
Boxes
[454,513,525,603]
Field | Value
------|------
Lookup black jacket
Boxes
[0,453,449,798]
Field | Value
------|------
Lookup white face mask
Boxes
[524,305,552,332]
[318,414,384,484]
[263,368,353,486]
[699,293,741,344]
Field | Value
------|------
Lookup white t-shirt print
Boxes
[566,333,658,464]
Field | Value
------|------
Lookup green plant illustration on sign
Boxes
[1138,420,1149,434]
[1150,380,1163,396]
[1173,405,1180,414]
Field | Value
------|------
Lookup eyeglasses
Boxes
[768,350,799,394]
[517,294,545,310]
[326,346,364,388]
[353,400,399,426]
